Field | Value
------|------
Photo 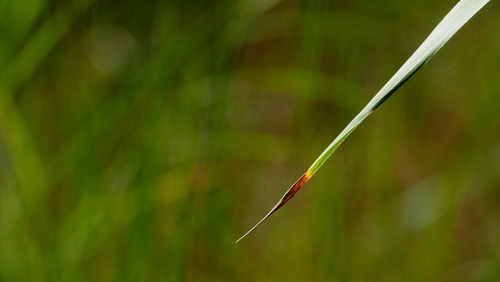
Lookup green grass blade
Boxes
[236,0,490,243]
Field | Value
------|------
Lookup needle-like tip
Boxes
[235,172,311,243]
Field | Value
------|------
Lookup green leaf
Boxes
[236,0,491,243]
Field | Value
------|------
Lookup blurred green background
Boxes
[0,0,498,281]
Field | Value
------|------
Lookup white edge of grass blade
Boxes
[236,0,490,243]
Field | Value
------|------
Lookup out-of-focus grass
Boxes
[0,0,498,281]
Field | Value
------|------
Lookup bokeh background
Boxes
[0,0,499,281]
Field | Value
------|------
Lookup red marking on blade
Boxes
[235,172,311,243]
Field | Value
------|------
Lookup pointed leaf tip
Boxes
[235,172,311,243]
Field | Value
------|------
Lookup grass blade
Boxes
[236,0,490,243]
